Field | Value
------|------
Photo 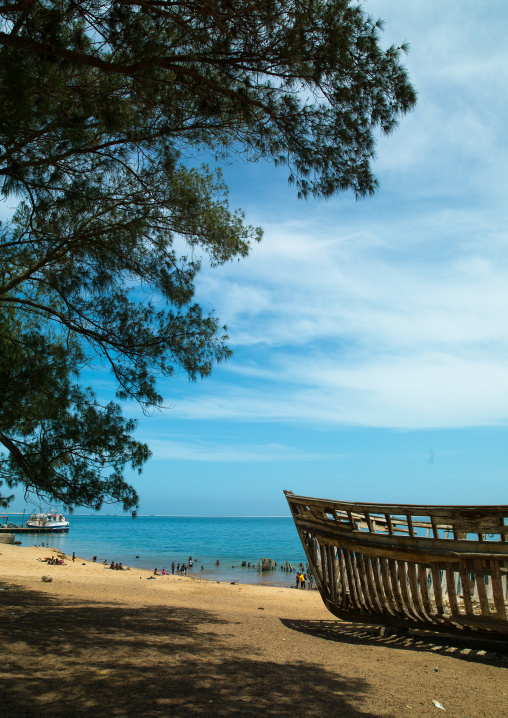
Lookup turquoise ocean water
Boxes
[5,514,307,587]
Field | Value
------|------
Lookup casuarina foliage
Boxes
[0,0,416,510]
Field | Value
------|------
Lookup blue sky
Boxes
[8,1,508,514]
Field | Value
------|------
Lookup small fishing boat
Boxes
[285,490,508,639]
[27,510,69,533]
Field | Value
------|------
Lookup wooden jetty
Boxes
[0,525,63,534]
[285,490,508,639]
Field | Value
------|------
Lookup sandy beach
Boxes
[1,544,507,717]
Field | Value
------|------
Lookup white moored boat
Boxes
[27,510,69,532]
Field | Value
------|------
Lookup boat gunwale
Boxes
[287,493,508,515]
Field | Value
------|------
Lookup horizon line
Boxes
[6,512,291,518]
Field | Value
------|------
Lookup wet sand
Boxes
[1,544,507,717]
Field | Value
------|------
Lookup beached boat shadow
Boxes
[280,618,508,665]
[0,581,382,718]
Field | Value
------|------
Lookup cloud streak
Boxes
[170,3,508,433]
[95,3,508,433]
[142,437,344,462]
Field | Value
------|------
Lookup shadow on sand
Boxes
[280,618,508,665]
[0,581,381,718]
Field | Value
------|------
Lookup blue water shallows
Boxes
[9,514,307,586]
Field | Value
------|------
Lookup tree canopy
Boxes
[0,0,416,511]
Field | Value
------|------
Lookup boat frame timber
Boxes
[285,491,508,639]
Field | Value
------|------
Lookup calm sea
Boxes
[5,514,307,587]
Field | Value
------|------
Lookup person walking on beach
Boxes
[300,573,306,589]
[295,572,300,589]
[72,552,75,563]
[171,562,175,575]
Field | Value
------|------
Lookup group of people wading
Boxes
[155,557,195,576]
[295,571,313,589]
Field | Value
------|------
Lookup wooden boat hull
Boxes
[284,491,508,639]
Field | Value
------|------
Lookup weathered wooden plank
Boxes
[284,491,508,514]
[363,511,374,533]
[384,513,394,535]
[326,544,337,607]
[473,559,490,617]
[370,557,394,615]
[323,544,333,604]
[310,537,326,597]
[398,560,422,621]
[295,521,508,558]
[333,554,342,603]
[431,566,444,615]
[353,552,370,610]
[342,549,362,611]
[407,562,429,621]
[293,514,508,538]
[338,550,350,608]
[440,570,448,609]
[319,543,328,599]
[417,565,433,617]
[363,554,384,613]
[489,560,507,620]
[445,566,460,616]
[459,563,474,616]
[356,552,378,613]
[445,613,508,633]
[349,550,369,611]
[379,557,399,615]
[388,558,407,617]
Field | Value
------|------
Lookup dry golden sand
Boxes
[1,544,507,717]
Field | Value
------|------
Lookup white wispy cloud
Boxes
[185,0,508,432]
[141,437,343,462]
[88,3,508,433]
